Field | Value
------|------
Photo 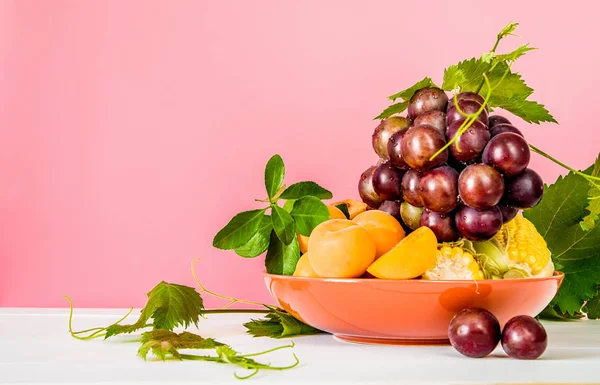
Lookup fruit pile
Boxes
[360,88,544,242]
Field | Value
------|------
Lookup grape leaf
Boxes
[271,205,295,245]
[105,282,204,338]
[490,44,537,63]
[290,196,330,236]
[280,181,333,200]
[234,215,272,258]
[584,290,600,319]
[387,77,435,102]
[495,98,557,124]
[138,330,224,361]
[442,57,492,92]
[373,101,409,120]
[265,231,300,275]
[581,154,600,231]
[335,203,350,219]
[244,308,321,338]
[213,208,268,250]
[525,164,600,315]
[498,22,519,39]
[264,155,285,200]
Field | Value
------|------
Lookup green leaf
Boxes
[105,282,204,338]
[138,330,224,361]
[265,231,300,275]
[280,181,333,200]
[525,164,600,315]
[584,290,600,319]
[271,205,295,245]
[373,101,409,120]
[581,155,600,231]
[495,98,557,124]
[498,22,519,39]
[442,57,492,91]
[491,44,537,63]
[213,208,268,250]
[290,197,330,236]
[234,215,272,258]
[264,154,285,200]
[282,199,296,212]
[244,308,321,338]
[387,77,435,101]
[335,203,350,219]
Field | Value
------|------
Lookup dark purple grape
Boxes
[418,166,459,213]
[489,123,524,138]
[400,125,448,171]
[407,87,449,120]
[400,201,423,231]
[401,169,423,207]
[413,110,446,137]
[446,100,488,127]
[455,205,503,241]
[446,120,491,164]
[358,165,383,208]
[498,204,519,223]
[458,164,504,209]
[488,115,511,128]
[420,209,460,242]
[482,132,530,177]
[372,161,404,201]
[387,128,410,169]
[449,92,488,112]
[502,169,544,209]
[448,308,501,358]
[501,315,547,360]
[377,200,401,221]
[372,117,412,159]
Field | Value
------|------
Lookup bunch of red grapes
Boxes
[359,87,544,242]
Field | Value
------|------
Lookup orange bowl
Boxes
[264,272,564,345]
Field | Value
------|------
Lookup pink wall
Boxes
[1,0,599,308]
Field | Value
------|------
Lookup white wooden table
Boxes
[1,308,600,384]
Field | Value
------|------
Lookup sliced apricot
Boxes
[298,205,347,254]
[293,253,319,277]
[352,210,405,259]
[366,226,437,279]
[308,219,376,278]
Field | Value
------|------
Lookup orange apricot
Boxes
[331,199,368,219]
[298,205,347,254]
[293,253,319,277]
[366,226,437,279]
[352,210,405,259]
[308,219,376,278]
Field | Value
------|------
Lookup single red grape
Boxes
[446,120,490,164]
[418,166,459,213]
[501,315,548,360]
[448,308,501,358]
[372,117,412,159]
[488,115,511,128]
[372,161,404,201]
[420,209,460,242]
[358,165,383,208]
[387,128,410,169]
[482,132,530,177]
[407,87,448,120]
[455,205,503,241]
[413,110,446,137]
[401,169,423,207]
[400,125,448,171]
[458,164,504,209]
[502,168,544,209]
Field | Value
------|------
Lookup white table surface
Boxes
[1,308,600,385]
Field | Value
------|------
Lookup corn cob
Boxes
[493,213,552,276]
[423,244,485,280]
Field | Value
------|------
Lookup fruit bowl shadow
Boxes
[264,271,564,345]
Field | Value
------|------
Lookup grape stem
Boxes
[529,144,600,199]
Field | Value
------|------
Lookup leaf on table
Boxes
[264,154,285,200]
[271,205,296,245]
[244,309,321,338]
[290,196,330,236]
[212,208,268,250]
[105,282,204,338]
[280,181,333,200]
[234,215,272,258]
[264,231,300,275]
[525,162,600,316]
[138,330,224,361]
[581,154,600,231]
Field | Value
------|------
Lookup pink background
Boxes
[1,1,598,308]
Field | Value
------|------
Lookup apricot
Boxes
[293,253,319,277]
[352,210,405,259]
[308,219,376,278]
[297,205,347,254]
[331,199,368,219]
[366,226,437,279]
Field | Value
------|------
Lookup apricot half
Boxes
[352,210,405,259]
[308,219,376,278]
[293,253,319,277]
[298,205,347,254]
[366,226,437,279]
